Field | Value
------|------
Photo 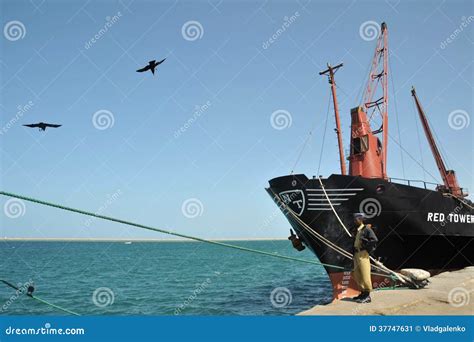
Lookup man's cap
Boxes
[353,213,366,219]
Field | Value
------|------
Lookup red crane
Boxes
[411,87,466,197]
[348,22,389,180]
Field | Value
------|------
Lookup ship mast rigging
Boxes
[319,63,346,175]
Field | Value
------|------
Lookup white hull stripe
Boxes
[306,188,364,192]
[307,203,341,206]
[307,193,357,197]
[308,198,349,201]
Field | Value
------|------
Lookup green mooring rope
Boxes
[0,279,80,316]
[0,191,345,270]
[1,191,401,314]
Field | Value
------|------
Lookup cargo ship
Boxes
[266,22,473,299]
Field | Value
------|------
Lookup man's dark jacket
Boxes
[356,225,378,254]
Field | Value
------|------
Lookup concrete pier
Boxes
[298,267,473,315]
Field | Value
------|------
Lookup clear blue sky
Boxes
[1,0,472,239]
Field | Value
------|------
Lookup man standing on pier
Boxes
[352,213,378,303]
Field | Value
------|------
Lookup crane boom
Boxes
[411,87,466,197]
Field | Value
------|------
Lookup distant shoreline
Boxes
[1,237,287,242]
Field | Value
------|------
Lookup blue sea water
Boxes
[0,240,332,315]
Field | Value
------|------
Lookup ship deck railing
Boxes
[388,177,469,196]
[388,177,440,190]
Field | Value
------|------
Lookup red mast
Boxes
[349,22,389,179]
[319,63,346,175]
[411,87,466,197]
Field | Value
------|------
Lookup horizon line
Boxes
[0,237,288,242]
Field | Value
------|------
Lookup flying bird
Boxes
[23,122,62,131]
[136,58,166,75]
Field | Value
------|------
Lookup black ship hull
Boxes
[267,174,474,298]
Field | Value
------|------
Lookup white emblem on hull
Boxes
[279,190,305,216]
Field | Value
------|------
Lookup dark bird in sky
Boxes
[136,58,166,75]
[23,122,62,131]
